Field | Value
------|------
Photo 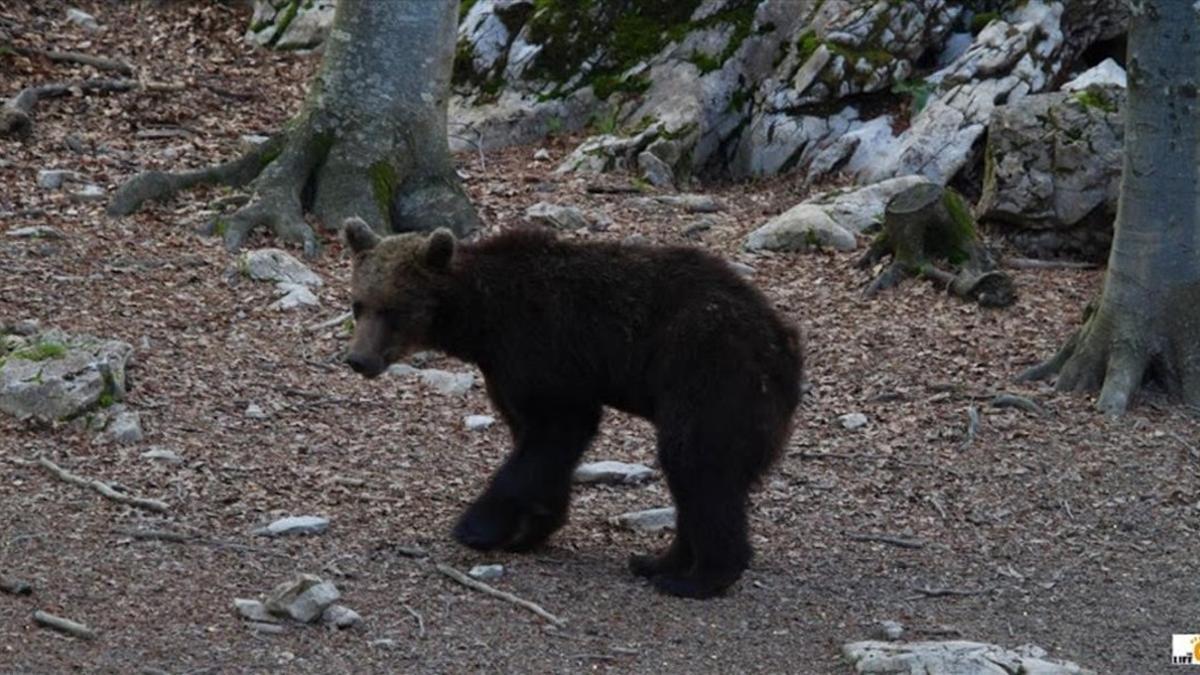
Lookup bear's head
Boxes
[342,217,456,378]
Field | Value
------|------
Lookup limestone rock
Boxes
[468,564,505,581]
[1061,59,1126,92]
[234,598,276,623]
[265,574,341,623]
[525,202,591,230]
[66,8,100,31]
[240,249,323,287]
[321,604,362,629]
[255,516,330,537]
[842,640,1095,675]
[465,414,495,431]
[246,0,335,50]
[839,413,868,430]
[0,329,133,423]
[105,411,144,445]
[611,507,676,533]
[271,283,320,311]
[419,369,474,397]
[573,461,657,485]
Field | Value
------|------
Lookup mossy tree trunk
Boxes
[1021,1,1200,414]
[858,183,1015,307]
[109,0,478,256]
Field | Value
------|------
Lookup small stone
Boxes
[386,363,419,377]
[67,184,106,202]
[247,621,287,634]
[655,194,721,213]
[6,227,64,240]
[141,447,183,464]
[239,134,271,151]
[838,413,868,431]
[241,249,323,287]
[727,261,755,277]
[468,564,504,581]
[525,202,591,230]
[574,461,656,485]
[244,403,267,420]
[234,598,276,623]
[270,283,320,311]
[419,369,474,397]
[533,148,551,161]
[106,411,144,445]
[321,604,362,629]
[9,320,39,336]
[465,414,495,431]
[37,170,76,190]
[255,516,330,537]
[66,8,100,31]
[875,620,904,641]
[611,507,676,533]
[637,151,675,189]
[265,574,341,623]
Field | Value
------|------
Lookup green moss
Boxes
[341,318,355,333]
[369,161,399,218]
[12,342,66,362]
[459,0,480,22]
[939,189,977,265]
[689,51,723,74]
[97,391,115,409]
[827,41,893,68]
[727,86,752,113]
[213,217,229,237]
[970,12,999,34]
[1073,88,1117,114]
[892,78,934,114]
[593,73,651,100]
[796,30,821,63]
[268,0,300,47]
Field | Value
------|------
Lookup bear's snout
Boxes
[345,352,386,379]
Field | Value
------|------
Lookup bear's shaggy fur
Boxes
[344,218,802,598]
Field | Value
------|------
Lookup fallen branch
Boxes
[33,610,97,640]
[845,532,926,549]
[402,603,425,639]
[113,527,294,559]
[990,393,1045,416]
[306,311,353,333]
[961,406,981,448]
[36,456,169,513]
[15,46,134,75]
[435,563,566,628]
[1002,257,1099,271]
[2,78,138,138]
[910,584,987,598]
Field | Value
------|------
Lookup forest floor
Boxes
[2,3,1198,674]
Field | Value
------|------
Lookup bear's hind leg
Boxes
[629,534,692,578]
[454,405,600,552]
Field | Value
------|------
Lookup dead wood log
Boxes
[1,78,137,139]
[858,183,1016,307]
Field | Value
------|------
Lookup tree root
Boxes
[14,46,134,76]
[2,78,138,139]
[33,456,168,513]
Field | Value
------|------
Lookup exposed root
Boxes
[14,46,134,75]
[34,456,169,513]
[107,134,286,216]
[2,78,137,139]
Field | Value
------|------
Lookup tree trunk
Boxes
[1021,1,1200,414]
[109,0,478,256]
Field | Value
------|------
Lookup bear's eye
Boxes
[352,302,363,318]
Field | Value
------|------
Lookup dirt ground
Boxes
[2,3,1197,673]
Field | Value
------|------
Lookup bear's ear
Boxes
[423,228,456,271]
[343,217,380,254]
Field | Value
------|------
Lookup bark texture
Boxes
[110,0,478,256]
[1021,1,1200,414]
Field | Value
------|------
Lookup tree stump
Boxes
[858,184,1015,307]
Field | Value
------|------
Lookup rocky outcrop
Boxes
[246,0,336,50]
[978,83,1123,259]
[0,328,133,423]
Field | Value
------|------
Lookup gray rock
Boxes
[611,507,676,533]
[270,283,320,311]
[745,176,932,253]
[6,320,40,336]
[387,363,420,377]
[233,598,276,623]
[256,516,330,537]
[240,249,323,287]
[141,447,183,464]
[67,184,106,202]
[637,151,675,189]
[468,564,505,581]
[106,411,144,445]
[265,574,341,624]
[728,261,755,277]
[533,148,551,161]
[573,461,656,485]
[247,621,287,634]
[419,369,474,397]
[875,620,904,641]
[0,329,132,423]
[321,604,362,629]
[525,202,590,230]
[978,86,1122,239]
[245,0,335,50]
[842,640,1095,675]
[1061,58,1125,92]
[66,8,100,31]
[37,169,78,190]
[6,226,65,240]
[244,403,268,420]
[839,413,868,431]
[654,194,722,213]
[465,414,495,431]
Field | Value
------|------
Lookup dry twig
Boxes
[844,532,927,549]
[33,610,97,640]
[36,457,169,513]
[435,563,567,628]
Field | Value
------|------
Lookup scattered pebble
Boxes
[533,148,551,161]
[271,283,320,311]
[247,621,287,635]
[67,184,106,202]
[838,412,869,431]
[419,369,474,397]
[244,403,267,420]
[611,507,676,533]
[875,620,904,641]
[240,249,323,287]
[233,598,276,623]
[465,414,495,431]
[6,226,65,240]
[468,564,504,581]
[66,8,100,31]
[141,447,183,464]
[106,411,144,445]
[255,516,329,537]
[573,460,656,485]
[36,169,78,190]
[525,202,591,230]
[321,604,363,629]
[728,261,755,277]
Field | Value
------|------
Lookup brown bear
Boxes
[343,217,802,599]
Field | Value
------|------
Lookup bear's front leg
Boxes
[453,406,600,552]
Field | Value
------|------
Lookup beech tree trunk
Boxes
[109,0,478,256]
[1021,1,1200,414]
